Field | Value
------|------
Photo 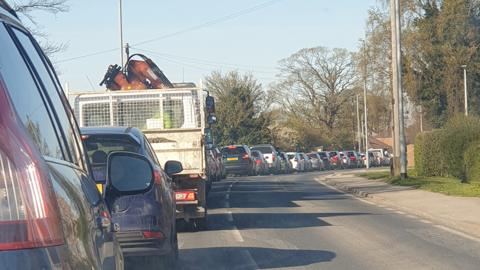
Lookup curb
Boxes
[316,173,480,241]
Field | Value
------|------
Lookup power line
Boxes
[132,46,277,71]
[57,0,284,63]
[132,47,278,74]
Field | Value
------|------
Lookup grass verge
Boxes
[357,170,480,197]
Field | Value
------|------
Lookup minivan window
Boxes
[83,135,141,182]
[0,24,63,160]
[12,27,82,165]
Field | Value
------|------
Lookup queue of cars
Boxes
[218,145,392,176]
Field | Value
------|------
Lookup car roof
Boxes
[80,127,143,144]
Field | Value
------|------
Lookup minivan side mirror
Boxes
[165,160,183,177]
[206,96,215,113]
[106,152,153,194]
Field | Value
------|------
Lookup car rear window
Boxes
[222,146,246,156]
[287,154,295,159]
[329,152,337,157]
[251,151,260,158]
[318,152,327,158]
[251,146,273,154]
[307,154,317,158]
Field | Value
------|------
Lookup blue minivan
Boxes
[81,127,181,268]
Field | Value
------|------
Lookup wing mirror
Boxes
[106,152,153,194]
[165,160,183,177]
[206,96,215,113]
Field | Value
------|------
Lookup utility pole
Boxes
[356,95,362,152]
[462,65,468,116]
[363,41,370,169]
[391,0,407,179]
[119,0,125,66]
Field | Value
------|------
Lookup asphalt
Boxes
[175,171,480,270]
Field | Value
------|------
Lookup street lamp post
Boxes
[462,65,468,116]
[119,0,124,66]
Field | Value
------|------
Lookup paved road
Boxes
[176,171,480,270]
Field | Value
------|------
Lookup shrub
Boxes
[415,130,446,176]
[464,141,480,183]
[440,115,480,179]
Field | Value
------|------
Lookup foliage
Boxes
[270,46,358,149]
[464,140,480,183]
[402,0,480,127]
[205,71,272,146]
[414,130,446,176]
[440,115,480,179]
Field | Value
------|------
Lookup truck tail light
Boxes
[175,191,196,201]
[0,79,64,251]
[142,231,164,240]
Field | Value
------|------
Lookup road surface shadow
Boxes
[177,246,336,269]
[209,179,350,209]
[179,212,370,232]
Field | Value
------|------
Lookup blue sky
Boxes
[28,0,378,91]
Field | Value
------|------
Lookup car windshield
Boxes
[287,154,295,159]
[318,152,327,158]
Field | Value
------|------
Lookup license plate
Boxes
[227,157,238,161]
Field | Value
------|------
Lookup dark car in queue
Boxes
[251,150,269,175]
[0,3,132,269]
[221,145,255,176]
[81,127,181,269]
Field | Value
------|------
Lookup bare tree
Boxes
[8,0,69,56]
[274,47,357,133]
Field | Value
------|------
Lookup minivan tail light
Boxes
[153,169,162,185]
[0,79,64,251]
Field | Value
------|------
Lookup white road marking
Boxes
[226,211,234,222]
[385,207,395,211]
[435,224,480,243]
[231,226,244,242]
[405,214,416,219]
[395,210,406,215]
[420,219,432,224]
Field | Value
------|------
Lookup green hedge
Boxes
[414,115,480,182]
[440,115,480,179]
[464,141,480,183]
[414,130,445,176]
